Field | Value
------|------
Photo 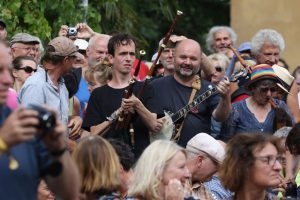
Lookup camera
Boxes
[27,104,56,133]
[285,182,298,199]
[67,27,77,37]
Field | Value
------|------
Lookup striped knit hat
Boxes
[246,64,280,89]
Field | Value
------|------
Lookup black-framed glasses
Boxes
[258,86,277,93]
[18,66,37,73]
[215,66,223,72]
[254,155,283,166]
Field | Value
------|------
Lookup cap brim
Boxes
[277,83,291,95]
[68,51,78,57]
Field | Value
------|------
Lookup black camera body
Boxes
[67,27,77,37]
[27,104,56,133]
[285,182,298,199]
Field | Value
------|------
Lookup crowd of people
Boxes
[1,16,300,200]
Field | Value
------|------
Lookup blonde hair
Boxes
[84,58,112,85]
[128,140,186,200]
[72,136,120,194]
[208,53,230,70]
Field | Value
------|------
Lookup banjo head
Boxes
[150,111,174,143]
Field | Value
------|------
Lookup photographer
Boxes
[0,41,80,199]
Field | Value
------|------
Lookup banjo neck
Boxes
[170,85,218,123]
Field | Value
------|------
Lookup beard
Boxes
[175,64,199,79]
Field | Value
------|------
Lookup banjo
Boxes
[150,85,218,142]
[150,67,250,143]
[150,44,252,142]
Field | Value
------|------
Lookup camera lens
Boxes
[67,27,77,37]
[27,104,56,133]
[285,182,297,198]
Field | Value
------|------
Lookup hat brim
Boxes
[245,75,279,90]
[277,83,291,95]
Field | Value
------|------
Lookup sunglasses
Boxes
[18,66,37,73]
[258,86,277,93]
[215,66,224,72]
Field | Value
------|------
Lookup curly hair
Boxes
[206,26,237,53]
[251,29,285,58]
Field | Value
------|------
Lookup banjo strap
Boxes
[173,76,201,142]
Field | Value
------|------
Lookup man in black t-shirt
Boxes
[147,39,231,147]
[82,33,160,158]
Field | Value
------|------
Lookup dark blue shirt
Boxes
[0,106,52,200]
[221,98,292,141]
[147,76,220,147]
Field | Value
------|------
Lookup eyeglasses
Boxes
[18,66,37,73]
[215,66,224,72]
[254,155,283,166]
[258,86,277,93]
[13,46,39,53]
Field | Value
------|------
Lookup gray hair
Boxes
[250,29,285,57]
[206,26,237,53]
[88,34,111,49]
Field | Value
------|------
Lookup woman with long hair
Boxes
[220,133,284,200]
[73,136,121,200]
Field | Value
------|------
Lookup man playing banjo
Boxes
[146,39,231,146]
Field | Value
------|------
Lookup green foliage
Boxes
[0,0,229,59]
[0,0,101,44]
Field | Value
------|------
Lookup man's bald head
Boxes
[174,39,202,79]
[175,39,202,56]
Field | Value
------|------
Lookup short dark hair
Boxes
[12,56,36,70]
[286,123,300,155]
[107,33,136,56]
[108,139,135,171]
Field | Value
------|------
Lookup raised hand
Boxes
[0,108,39,148]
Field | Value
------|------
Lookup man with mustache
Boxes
[206,26,237,59]
[147,39,231,146]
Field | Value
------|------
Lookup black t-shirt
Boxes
[147,76,220,147]
[82,82,151,158]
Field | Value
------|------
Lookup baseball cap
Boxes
[74,39,88,51]
[186,133,225,164]
[0,19,6,28]
[10,33,40,45]
[47,36,78,57]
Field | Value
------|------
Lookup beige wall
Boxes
[231,0,300,72]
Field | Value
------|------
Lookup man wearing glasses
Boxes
[10,33,40,61]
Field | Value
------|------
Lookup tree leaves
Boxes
[0,0,229,59]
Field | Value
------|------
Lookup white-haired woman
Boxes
[127,140,192,200]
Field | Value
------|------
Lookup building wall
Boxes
[231,0,300,72]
